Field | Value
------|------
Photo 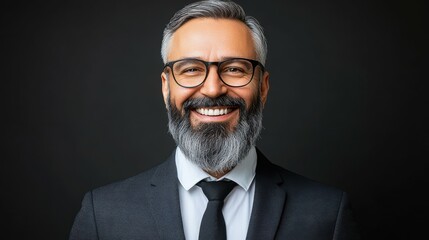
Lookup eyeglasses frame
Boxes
[163,57,265,88]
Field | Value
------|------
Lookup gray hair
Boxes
[161,0,267,65]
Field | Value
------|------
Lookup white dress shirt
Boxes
[175,146,257,240]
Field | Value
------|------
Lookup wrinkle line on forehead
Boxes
[169,55,257,62]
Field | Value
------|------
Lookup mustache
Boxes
[183,95,246,111]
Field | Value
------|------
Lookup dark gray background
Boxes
[2,0,427,239]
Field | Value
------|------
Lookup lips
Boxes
[183,96,245,118]
[195,107,233,116]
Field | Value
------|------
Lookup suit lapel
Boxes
[148,153,185,240]
[246,149,287,240]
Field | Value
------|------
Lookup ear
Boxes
[161,71,169,106]
[260,71,270,107]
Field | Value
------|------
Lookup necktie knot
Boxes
[197,180,237,201]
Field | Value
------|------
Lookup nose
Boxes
[199,65,228,98]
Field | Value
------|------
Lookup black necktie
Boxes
[197,180,237,240]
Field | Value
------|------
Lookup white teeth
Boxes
[196,108,230,116]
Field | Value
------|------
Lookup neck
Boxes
[206,170,230,179]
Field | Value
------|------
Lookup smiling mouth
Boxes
[194,107,236,116]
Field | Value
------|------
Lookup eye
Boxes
[227,67,241,72]
[174,59,206,75]
[183,68,201,73]
[222,66,245,74]
[180,67,205,75]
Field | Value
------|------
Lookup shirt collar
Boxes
[175,146,257,191]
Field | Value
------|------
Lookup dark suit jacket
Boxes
[69,149,360,240]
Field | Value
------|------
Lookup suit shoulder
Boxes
[256,151,345,199]
[276,164,343,194]
[90,157,174,199]
[265,161,348,213]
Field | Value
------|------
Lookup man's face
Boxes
[161,18,269,131]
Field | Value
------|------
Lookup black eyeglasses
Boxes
[163,58,265,88]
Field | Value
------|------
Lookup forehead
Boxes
[167,18,256,61]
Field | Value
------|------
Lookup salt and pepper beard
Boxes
[166,92,264,174]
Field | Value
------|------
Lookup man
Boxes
[70,0,360,239]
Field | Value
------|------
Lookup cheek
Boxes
[230,86,259,109]
[169,85,197,110]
